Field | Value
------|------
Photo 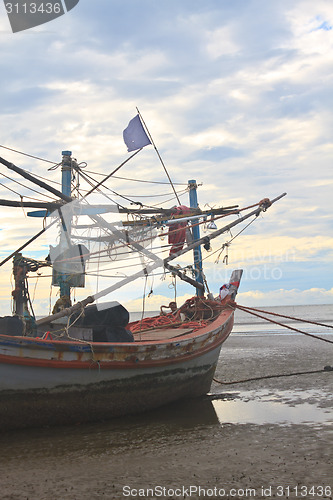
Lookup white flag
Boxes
[123,114,152,152]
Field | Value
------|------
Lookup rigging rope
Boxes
[235,303,333,344]
[74,165,126,208]
[149,190,188,208]
[136,107,181,206]
[84,170,187,186]
[0,144,58,165]
[76,163,187,211]
[112,188,189,199]
[0,171,57,201]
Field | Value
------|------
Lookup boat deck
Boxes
[35,323,195,343]
[133,327,193,342]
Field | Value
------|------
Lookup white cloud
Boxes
[205,25,240,59]
[181,127,238,149]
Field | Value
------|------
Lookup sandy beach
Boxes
[0,333,332,500]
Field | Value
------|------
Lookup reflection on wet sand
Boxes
[210,389,333,426]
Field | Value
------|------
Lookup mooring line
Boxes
[235,304,333,344]
[213,366,333,386]
[238,304,333,329]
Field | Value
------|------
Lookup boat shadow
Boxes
[0,394,239,462]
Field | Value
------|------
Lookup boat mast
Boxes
[58,151,72,299]
[188,180,204,296]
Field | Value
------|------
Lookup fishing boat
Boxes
[0,115,286,430]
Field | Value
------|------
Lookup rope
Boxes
[212,302,333,385]
[213,366,332,386]
[116,188,189,199]
[235,303,333,344]
[84,169,187,186]
[237,304,333,329]
[136,107,181,206]
[149,190,188,208]
[129,296,220,334]
[0,144,58,165]
[79,165,187,210]
[0,171,57,200]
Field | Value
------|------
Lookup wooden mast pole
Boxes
[188,179,204,296]
[58,151,73,299]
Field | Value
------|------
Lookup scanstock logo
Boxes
[4,0,80,33]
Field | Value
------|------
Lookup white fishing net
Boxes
[46,199,163,300]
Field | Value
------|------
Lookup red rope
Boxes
[129,313,178,333]
[129,296,221,334]
[129,313,209,333]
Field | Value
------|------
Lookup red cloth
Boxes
[168,205,191,256]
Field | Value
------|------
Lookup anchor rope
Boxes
[213,366,332,386]
[236,304,333,329]
[234,303,333,344]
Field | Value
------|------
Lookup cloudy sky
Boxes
[0,0,332,315]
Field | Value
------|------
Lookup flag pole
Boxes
[136,107,181,205]
[80,148,142,200]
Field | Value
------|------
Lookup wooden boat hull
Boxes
[0,308,234,430]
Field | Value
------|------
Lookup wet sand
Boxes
[0,333,332,500]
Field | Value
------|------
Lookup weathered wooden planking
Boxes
[134,328,193,341]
